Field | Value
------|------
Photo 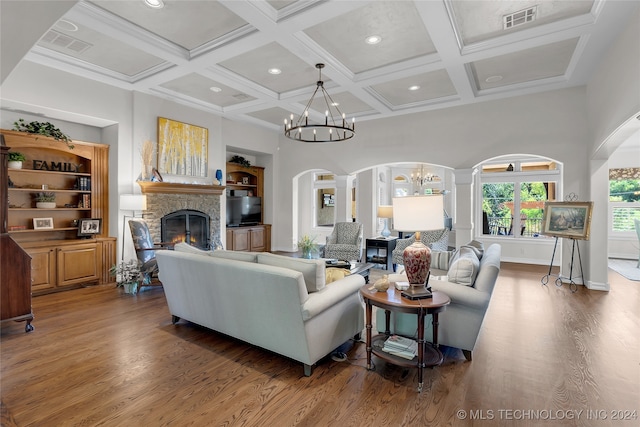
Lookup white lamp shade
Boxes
[392,195,443,232]
[120,194,147,211]
[377,205,393,219]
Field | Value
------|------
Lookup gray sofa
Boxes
[378,243,501,361]
[157,244,365,376]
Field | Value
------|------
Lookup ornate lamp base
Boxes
[401,240,433,300]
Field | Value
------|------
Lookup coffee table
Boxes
[360,285,450,392]
[326,260,375,283]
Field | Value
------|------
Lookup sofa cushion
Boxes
[257,253,326,292]
[447,246,480,286]
[174,242,213,256]
[326,267,351,284]
[210,250,258,263]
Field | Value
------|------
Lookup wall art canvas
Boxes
[541,201,593,240]
[157,117,208,177]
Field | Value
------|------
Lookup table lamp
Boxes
[392,195,444,299]
[377,205,393,238]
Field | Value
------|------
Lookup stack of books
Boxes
[382,335,417,360]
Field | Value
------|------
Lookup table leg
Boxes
[417,308,425,393]
[365,300,373,370]
[384,310,391,335]
[432,312,439,348]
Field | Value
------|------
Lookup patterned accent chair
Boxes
[128,218,174,285]
[324,222,364,262]
[392,228,449,268]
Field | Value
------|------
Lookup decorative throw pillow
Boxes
[431,250,454,271]
[447,246,480,286]
[463,240,485,260]
[257,253,326,293]
[326,267,351,284]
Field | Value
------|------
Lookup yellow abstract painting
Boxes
[157,117,208,177]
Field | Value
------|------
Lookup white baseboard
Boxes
[586,280,610,292]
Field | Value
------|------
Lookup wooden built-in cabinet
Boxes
[226,162,264,200]
[2,129,114,295]
[226,162,271,252]
[226,224,271,252]
[1,136,34,331]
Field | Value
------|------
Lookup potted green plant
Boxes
[110,260,144,294]
[298,234,318,259]
[34,192,56,209]
[13,119,74,149]
[8,152,26,169]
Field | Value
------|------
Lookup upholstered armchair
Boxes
[128,218,173,285]
[391,228,449,268]
[324,222,364,262]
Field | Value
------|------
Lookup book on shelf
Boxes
[382,335,417,360]
[76,177,91,191]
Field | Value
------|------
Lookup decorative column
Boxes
[453,168,476,247]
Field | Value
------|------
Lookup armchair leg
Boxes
[462,350,473,361]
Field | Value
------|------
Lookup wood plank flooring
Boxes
[1,263,639,426]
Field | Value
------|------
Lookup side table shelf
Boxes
[371,335,443,368]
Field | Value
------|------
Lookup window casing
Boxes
[478,160,561,239]
[609,167,640,233]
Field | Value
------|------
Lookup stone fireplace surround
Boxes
[137,182,224,248]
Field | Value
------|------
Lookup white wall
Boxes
[276,87,589,268]
[586,7,640,289]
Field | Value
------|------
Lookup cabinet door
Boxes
[28,247,56,293]
[230,229,250,252]
[249,227,266,252]
[57,243,99,287]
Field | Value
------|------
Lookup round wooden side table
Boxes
[360,285,450,392]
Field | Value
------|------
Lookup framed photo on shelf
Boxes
[78,218,102,237]
[33,217,54,230]
[541,201,593,240]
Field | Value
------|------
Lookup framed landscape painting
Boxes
[541,201,593,240]
[157,117,208,177]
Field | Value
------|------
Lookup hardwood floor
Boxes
[1,263,638,426]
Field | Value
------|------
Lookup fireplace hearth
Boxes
[162,209,210,249]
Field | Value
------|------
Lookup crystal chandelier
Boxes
[284,64,355,143]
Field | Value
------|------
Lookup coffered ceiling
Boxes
[7,0,640,132]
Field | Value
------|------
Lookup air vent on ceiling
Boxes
[232,94,250,101]
[503,6,537,30]
[41,29,92,54]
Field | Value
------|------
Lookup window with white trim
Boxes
[609,167,640,232]
[478,159,561,238]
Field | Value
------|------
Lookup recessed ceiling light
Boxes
[209,86,222,93]
[408,85,420,91]
[485,75,503,83]
[365,35,382,45]
[55,20,78,32]
[144,0,164,9]
[331,102,339,107]
[268,68,281,75]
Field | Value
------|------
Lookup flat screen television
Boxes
[226,196,261,227]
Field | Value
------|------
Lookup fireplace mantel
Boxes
[137,181,225,195]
